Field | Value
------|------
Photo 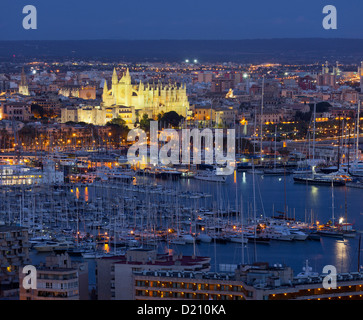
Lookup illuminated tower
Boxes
[19,67,29,96]
[359,61,363,92]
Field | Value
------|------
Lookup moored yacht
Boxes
[197,233,212,243]
[289,229,308,241]
[194,171,226,183]
[33,241,60,252]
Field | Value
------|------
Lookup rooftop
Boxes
[134,262,363,291]
[100,250,211,267]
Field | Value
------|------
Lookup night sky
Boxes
[0,0,361,40]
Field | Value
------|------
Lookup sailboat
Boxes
[341,100,363,177]
[317,180,356,238]
[194,170,226,182]
[293,102,346,185]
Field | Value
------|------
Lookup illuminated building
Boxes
[133,262,363,300]
[193,106,215,123]
[96,248,211,300]
[197,72,213,83]
[134,270,247,300]
[59,85,96,100]
[193,106,237,126]
[61,68,190,127]
[18,68,29,96]
[211,78,233,93]
[61,105,134,127]
[0,163,64,186]
[317,73,337,88]
[61,106,107,126]
[255,110,284,124]
[103,68,189,119]
[0,226,30,298]
[0,102,32,122]
[225,88,235,99]
[317,62,338,89]
[20,253,89,300]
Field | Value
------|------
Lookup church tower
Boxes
[19,67,29,96]
[103,80,108,99]
[111,68,118,98]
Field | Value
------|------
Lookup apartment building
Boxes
[0,225,30,298]
[0,102,32,122]
[96,248,211,300]
[19,252,88,300]
[133,262,363,300]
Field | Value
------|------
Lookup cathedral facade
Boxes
[102,68,190,119]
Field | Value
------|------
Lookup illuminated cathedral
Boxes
[102,68,189,119]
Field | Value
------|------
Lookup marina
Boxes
[0,159,359,288]
[1,30,363,301]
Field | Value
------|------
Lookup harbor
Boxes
[0,161,359,288]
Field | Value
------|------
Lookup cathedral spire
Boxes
[112,68,118,84]
[103,80,108,96]
[19,67,29,96]
[125,68,131,85]
[139,80,144,92]
[20,67,27,86]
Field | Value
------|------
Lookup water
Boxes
[139,171,363,275]
[148,172,363,230]
[29,171,363,284]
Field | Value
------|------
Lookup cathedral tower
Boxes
[19,67,29,96]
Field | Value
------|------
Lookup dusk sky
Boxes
[0,0,361,40]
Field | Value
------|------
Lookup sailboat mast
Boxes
[331,180,335,224]
[241,196,245,265]
[357,100,360,162]
[358,234,361,272]
[260,76,264,158]
[274,125,277,170]
[252,162,257,263]
[312,102,316,163]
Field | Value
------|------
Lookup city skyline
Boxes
[1,0,363,304]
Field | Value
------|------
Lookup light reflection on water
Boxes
[39,171,363,279]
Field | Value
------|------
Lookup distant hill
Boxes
[1,39,363,63]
